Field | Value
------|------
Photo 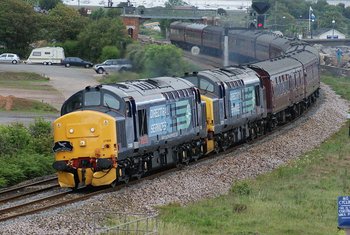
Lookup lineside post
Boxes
[223,28,229,67]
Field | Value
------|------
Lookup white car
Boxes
[0,53,20,64]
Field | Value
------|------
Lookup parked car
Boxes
[61,57,93,68]
[93,59,133,74]
[0,53,20,64]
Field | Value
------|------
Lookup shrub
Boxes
[29,118,53,155]
[0,123,31,156]
[0,161,26,186]
[99,45,120,62]
[231,181,252,196]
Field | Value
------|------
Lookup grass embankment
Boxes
[0,72,58,188]
[0,72,58,112]
[159,75,350,235]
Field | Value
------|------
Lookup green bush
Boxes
[0,162,26,187]
[29,118,54,155]
[143,44,187,77]
[126,42,145,72]
[0,153,54,187]
[61,40,80,57]
[0,120,55,188]
[0,123,31,156]
[99,45,120,62]
[231,181,252,196]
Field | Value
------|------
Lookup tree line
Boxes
[0,0,192,77]
[255,0,350,37]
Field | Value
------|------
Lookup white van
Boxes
[26,47,65,65]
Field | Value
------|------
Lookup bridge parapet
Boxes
[122,7,218,19]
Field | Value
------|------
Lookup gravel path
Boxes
[0,83,348,235]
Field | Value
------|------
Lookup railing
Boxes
[122,7,218,19]
[93,212,159,235]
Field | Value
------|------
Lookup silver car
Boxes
[93,59,132,74]
[0,53,20,64]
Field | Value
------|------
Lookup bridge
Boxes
[123,7,218,20]
[118,6,247,39]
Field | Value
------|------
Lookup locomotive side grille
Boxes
[117,120,127,148]
[213,100,220,125]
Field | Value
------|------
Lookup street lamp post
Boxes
[332,19,335,39]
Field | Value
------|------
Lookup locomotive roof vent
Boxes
[115,83,129,89]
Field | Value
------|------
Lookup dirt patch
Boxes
[0,95,58,112]
[0,87,64,110]
[0,95,14,111]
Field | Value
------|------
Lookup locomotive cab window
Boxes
[103,93,120,110]
[61,92,83,115]
[199,78,214,93]
[85,91,100,106]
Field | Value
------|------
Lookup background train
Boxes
[169,21,310,64]
[52,26,320,189]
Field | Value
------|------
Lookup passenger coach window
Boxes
[103,93,120,110]
[84,91,100,106]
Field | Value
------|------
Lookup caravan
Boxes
[26,47,65,65]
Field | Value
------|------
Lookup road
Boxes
[0,63,100,125]
[0,63,100,100]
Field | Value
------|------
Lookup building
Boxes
[312,28,346,39]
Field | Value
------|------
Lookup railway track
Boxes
[0,166,180,222]
[0,176,59,202]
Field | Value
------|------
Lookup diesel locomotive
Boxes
[52,28,320,189]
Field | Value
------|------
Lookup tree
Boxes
[126,42,145,72]
[99,46,120,62]
[165,0,187,8]
[0,0,41,56]
[143,44,187,77]
[43,3,88,42]
[90,7,105,20]
[77,18,131,61]
[39,0,62,10]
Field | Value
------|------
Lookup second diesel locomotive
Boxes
[52,36,320,188]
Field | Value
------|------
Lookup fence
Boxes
[93,212,159,235]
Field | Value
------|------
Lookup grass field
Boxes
[159,75,350,235]
[0,72,58,112]
[0,72,55,91]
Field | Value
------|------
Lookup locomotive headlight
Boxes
[69,128,74,134]
[90,128,95,133]
[80,140,86,147]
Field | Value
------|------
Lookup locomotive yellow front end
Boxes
[53,110,117,188]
